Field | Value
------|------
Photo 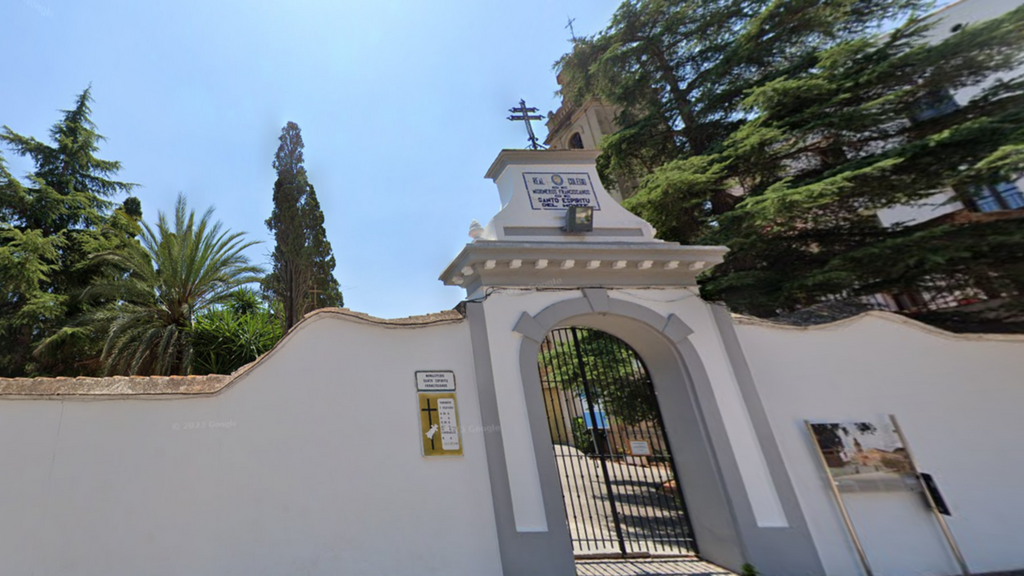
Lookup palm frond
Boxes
[83,194,261,375]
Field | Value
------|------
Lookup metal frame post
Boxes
[890,415,971,576]
[806,420,874,576]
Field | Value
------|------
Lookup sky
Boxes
[1,0,623,319]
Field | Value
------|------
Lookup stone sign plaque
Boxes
[419,392,462,456]
[415,371,456,391]
[523,172,601,211]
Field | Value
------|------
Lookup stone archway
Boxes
[536,324,699,557]
[513,289,747,570]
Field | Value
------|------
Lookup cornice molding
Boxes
[484,149,602,180]
[439,241,728,291]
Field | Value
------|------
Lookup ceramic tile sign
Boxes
[415,371,456,391]
[419,392,462,456]
[523,172,601,211]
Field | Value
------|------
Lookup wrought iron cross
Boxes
[507,99,545,150]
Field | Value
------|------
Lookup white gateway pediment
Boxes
[439,149,728,294]
[479,149,657,243]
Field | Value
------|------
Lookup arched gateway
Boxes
[537,325,698,557]
[440,150,824,576]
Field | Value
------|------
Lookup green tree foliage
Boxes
[556,1,1024,322]
[0,227,65,373]
[303,184,344,310]
[86,194,261,375]
[190,288,283,375]
[539,329,658,427]
[263,122,343,330]
[0,88,141,376]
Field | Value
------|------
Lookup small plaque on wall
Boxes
[419,392,462,457]
[629,440,651,456]
[522,172,601,211]
[415,371,456,391]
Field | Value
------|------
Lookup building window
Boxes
[970,181,1024,212]
[909,89,959,123]
[569,132,584,149]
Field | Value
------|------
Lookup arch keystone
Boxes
[582,288,610,313]
[513,312,546,343]
[662,313,694,342]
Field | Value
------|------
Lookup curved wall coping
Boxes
[733,309,1024,342]
[0,307,465,399]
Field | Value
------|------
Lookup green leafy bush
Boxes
[190,290,283,375]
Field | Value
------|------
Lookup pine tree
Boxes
[263,122,343,330]
[703,10,1024,320]
[0,88,139,375]
[556,1,1024,327]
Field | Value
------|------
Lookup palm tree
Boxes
[88,194,261,375]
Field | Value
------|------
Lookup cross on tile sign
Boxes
[422,398,438,451]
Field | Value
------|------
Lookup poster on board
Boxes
[808,419,916,493]
[806,416,970,576]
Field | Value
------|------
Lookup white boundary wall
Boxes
[2,299,1023,576]
[0,312,502,576]
[735,313,1024,576]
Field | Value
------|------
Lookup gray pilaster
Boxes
[709,304,826,576]
[466,301,576,576]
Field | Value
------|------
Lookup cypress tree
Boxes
[303,184,344,310]
[263,122,343,330]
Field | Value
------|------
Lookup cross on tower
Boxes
[566,16,577,41]
[507,99,545,150]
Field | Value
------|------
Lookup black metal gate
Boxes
[538,327,697,558]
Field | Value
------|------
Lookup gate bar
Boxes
[571,327,628,555]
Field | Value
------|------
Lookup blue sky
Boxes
[1,0,622,318]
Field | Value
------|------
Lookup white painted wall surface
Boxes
[480,287,786,532]
[481,289,572,532]
[0,314,502,576]
[735,313,1024,576]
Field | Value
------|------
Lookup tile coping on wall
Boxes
[1,305,1019,399]
[732,309,1024,342]
[0,307,466,399]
